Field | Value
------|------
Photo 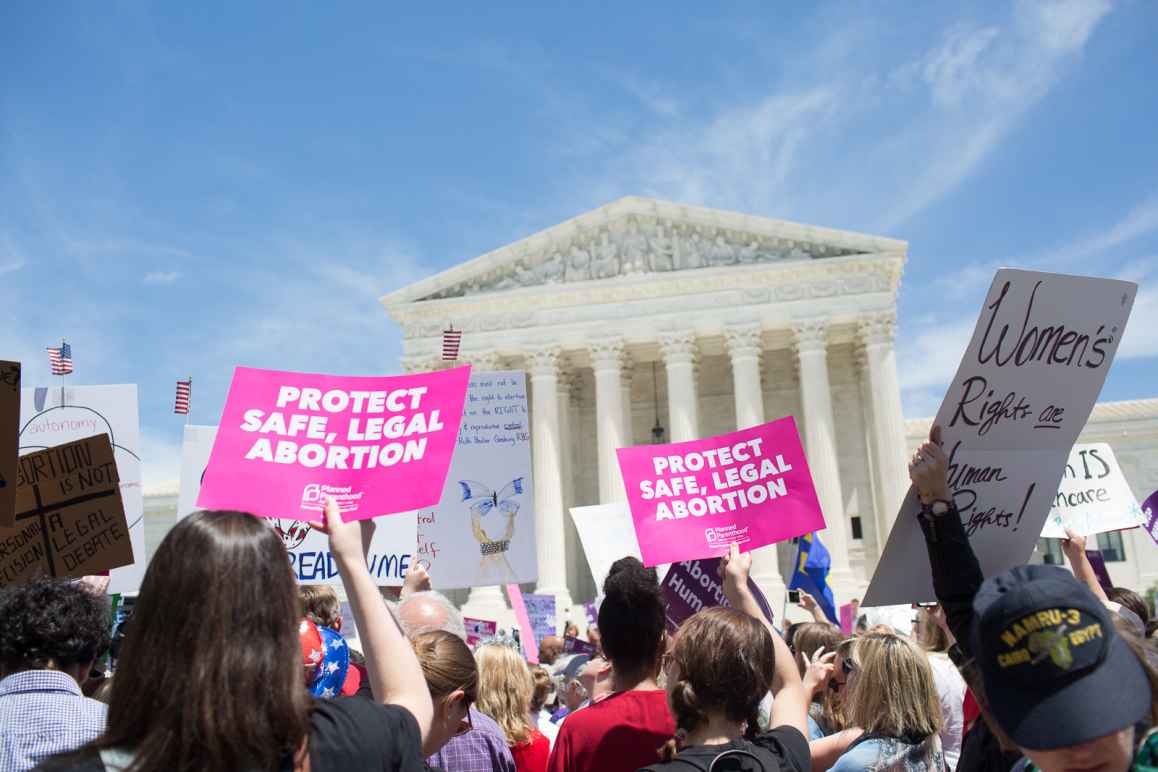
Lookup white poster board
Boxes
[570,502,642,592]
[415,371,537,590]
[18,385,146,592]
[1041,443,1142,538]
[179,424,416,585]
[865,270,1136,605]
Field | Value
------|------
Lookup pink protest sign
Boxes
[506,583,539,663]
[197,366,470,522]
[464,617,497,647]
[839,603,855,636]
[617,417,826,567]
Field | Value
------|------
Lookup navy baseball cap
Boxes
[972,564,1150,750]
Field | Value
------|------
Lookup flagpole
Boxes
[59,338,66,408]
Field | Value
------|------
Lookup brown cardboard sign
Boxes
[0,433,134,585]
[0,361,17,527]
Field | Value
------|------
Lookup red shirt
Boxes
[511,729,550,772]
[546,690,675,772]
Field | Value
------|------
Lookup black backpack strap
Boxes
[708,748,768,772]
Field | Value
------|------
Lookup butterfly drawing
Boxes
[459,478,525,518]
[273,519,313,550]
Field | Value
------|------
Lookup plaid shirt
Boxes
[427,708,516,772]
[0,670,107,772]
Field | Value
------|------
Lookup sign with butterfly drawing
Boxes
[414,371,536,589]
[178,424,417,586]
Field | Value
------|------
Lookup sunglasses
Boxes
[841,657,858,676]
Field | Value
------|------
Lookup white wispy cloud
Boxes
[143,270,181,283]
[0,233,27,275]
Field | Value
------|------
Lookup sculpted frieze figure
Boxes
[591,230,621,280]
[566,241,592,282]
[648,222,677,272]
[706,232,737,267]
[619,217,649,274]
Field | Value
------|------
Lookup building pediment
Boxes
[381,196,906,306]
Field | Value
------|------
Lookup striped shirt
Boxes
[0,670,106,772]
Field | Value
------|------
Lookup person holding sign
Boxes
[639,543,812,772]
[909,426,1158,772]
[40,500,432,772]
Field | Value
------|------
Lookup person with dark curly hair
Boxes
[546,556,675,772]
[0,578,111,771]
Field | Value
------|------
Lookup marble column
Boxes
[620,358,634,447]
[724,324,786,611]
[858,313,910,549]
[557,371,578,599]
[590,338,628,502]
[793,322,856,596]
[527,346,573,615]
[459,350,510,620]
[659,332,700,442]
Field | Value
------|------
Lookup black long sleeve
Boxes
[917,503,984,656]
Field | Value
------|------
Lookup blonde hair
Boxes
[915,609,950,653]
[845,632,942,739]
[475,643,535,745]
[298,585,341,630]
[412,630,478,701]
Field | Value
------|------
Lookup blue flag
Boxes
[789,532,837,624]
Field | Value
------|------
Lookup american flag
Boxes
[47,342,73,375]
[174,378,192,414]
[442,326,462,361]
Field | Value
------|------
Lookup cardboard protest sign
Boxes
[865,270,1136,605]
[506,584,539,663]
[180,424,417,585]
[413,371,536,589]
[1041,443,1142,538]
[464,617,497,647]
[0,434,134,584]
[1143,491,1158,548]
[661,557,775,632]
[0,362,18,527]
[524,592,557,642]
[20,385,145,592]
[618,417,824,567]
[570,503,641,592]
[198,366,470,522]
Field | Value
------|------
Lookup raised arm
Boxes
[1061,528,1109,602]
[798,591,828,624]
[721,543,809,737]
[318,498,434,741]
[910,425,984,653]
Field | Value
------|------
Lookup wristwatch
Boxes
[920,499,952,517]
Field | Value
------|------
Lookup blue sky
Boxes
[2,0,1156,486]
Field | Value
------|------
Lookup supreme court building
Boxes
[380,196,912,620]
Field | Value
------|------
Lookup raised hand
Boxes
[1061,527,1088,562]
[798,591,818,611]
[910,424,950,505]
[720,542,752,596]
[801,645,836,697]
[401,561,432,598]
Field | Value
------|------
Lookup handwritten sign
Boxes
[0,434,134,585]
[0,362,18,526]
[524,592,557,643]
[661,557,775,631]
[20,385,145,592]
[1143,491,1158,548]
[865,270,1136,605]
[197,366,470,522]
[1041,443,1142,537]
[412,371,536,589]
[179,424,416,585]
[506,584,539,663]
[464,617,498,647]
[617,417,824,567]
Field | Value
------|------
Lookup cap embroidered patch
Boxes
[994,607,1104,675]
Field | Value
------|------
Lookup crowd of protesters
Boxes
[2,424,1157,771]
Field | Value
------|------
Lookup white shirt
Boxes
[927,652,966,771]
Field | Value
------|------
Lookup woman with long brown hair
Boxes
[410,630,478,758]
[43,498,432,771]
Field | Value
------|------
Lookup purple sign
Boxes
[1143,490,1158,548]
[563,636,597,656]
[1085,549,1114,592]
[662,557,775,632]
[583,602,597,627]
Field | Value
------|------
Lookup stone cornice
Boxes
[388,253,903,340]
[381,196,907,308]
